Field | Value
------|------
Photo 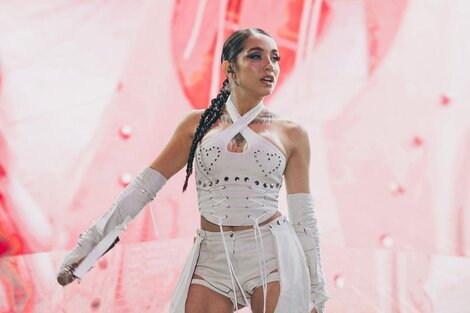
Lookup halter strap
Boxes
[223,95,264,141]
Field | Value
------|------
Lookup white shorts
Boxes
[169,214,312,313]
[191,215,283,308]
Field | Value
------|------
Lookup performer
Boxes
[57,28,329,313]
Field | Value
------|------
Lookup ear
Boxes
[222,60,233,77]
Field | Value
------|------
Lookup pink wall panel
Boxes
[0,0,469,312]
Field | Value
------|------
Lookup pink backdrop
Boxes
[0,0,469,312]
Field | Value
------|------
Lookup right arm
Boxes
[57,109,203,285]
[149,109,204,180]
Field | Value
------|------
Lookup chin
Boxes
[262,89,274,96]
[258,87,274,97]
[249,86,275,98]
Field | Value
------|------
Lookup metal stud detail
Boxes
[197,145,222,174]
[252,148,285,178]
[195,143,285,193]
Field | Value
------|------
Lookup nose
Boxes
[265,59,274,72]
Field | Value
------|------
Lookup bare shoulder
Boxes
[148,109,204,179]
[263,108,306,133]
[177,109,204,138]
[181,108,204,126]
[287,120,309,146]
[264,108,309,156]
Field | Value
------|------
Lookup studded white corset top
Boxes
[194,95,287,227]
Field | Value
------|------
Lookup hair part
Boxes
[182,28,272,192]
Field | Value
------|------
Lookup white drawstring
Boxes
[246,186,272,313]
[205,184,275,312]
[248,211,268,313]
[210,212,251,312]
[246,185,278,208]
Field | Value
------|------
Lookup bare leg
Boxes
[250,270,280,313]
[185,274,234,313]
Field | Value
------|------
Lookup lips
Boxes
[260,75,275,83]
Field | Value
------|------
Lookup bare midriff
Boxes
[200,210,283,232]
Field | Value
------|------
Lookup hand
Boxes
[57,253,86,287]
[57,261,80,286]
[311,308,318,313]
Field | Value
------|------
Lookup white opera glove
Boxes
[57,167,167,286]
[287,193,329,313]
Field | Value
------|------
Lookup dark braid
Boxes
[182,28,273,192]
[182,79,230,192]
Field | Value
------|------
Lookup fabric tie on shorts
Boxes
[248,211,269,313]
[210,212,251,312]
[209,211,270,313]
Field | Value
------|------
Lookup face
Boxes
[229,33,281,97]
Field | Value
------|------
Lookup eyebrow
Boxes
[246,47,279,53]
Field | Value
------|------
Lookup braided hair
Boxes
[182,27,272,192]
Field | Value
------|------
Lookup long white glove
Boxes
[57,167,167,286]
[287,193,329,313]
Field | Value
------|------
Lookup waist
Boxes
[197,184,281,226]
[200,210,283,231]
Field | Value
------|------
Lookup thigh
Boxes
[185,274,234,313]
[250,278,280,313]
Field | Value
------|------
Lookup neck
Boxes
[229,89,264,116]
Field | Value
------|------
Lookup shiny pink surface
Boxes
[0,0,469,312]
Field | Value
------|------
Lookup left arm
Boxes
[283,123,330,313]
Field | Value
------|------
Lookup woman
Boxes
[57,28,329,313]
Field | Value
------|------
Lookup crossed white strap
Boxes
[223,95,264,144]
